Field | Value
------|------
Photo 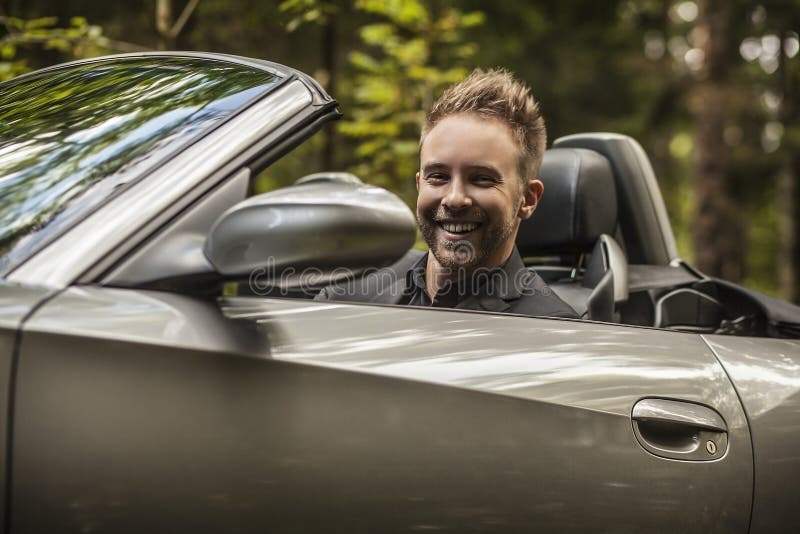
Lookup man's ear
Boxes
[518,178,543,220]
[415,171,420,191]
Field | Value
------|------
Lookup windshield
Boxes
[0,55,282,276]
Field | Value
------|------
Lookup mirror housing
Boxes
[204,174,416,283]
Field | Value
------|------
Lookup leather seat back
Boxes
[517,148,627,321]
[517,148,617,256]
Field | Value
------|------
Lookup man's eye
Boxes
[426,173,448,183]
[473,175,498,185]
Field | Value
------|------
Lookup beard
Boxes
[417,206,516,271]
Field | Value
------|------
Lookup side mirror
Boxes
[204,174,416,282]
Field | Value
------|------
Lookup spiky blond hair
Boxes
[421,68,547,182]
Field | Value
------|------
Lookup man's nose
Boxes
[442,178,472,210]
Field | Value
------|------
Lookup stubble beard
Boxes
[417,207,516,272]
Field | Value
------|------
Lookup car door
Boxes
[10,289,751,533]
[0,281,53,532]
[703,334,800,534]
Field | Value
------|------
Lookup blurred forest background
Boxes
[2,0,799,302]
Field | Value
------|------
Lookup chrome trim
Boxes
[8,81,312,288]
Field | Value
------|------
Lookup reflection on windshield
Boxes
[0,57,281,276]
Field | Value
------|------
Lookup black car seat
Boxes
[516,148,628,321]
[553,133,678,266]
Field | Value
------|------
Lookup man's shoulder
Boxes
[314,249,423,303]
[508,271,580,319]
[389,249,426,274]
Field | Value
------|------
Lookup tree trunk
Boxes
[689,0,744,281]
[777,23,800,303]
[156,0,173,50]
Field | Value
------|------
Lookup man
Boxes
[317,68,577,319]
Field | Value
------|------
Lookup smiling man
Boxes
[318,69,577,318]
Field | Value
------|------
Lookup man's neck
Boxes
[424,256,452,300]
[424,249,514,300]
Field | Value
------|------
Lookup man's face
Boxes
[416,112,542,271]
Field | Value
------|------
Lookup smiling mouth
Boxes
[438,221,481,235]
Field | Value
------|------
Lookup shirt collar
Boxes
[404,247,529,303]
[405,252,428,295]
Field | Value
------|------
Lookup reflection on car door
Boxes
[12,289,752,533]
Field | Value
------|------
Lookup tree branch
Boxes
[168,0,200,39]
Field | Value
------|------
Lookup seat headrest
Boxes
[517,148,617,255]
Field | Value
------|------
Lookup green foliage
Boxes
[0,15,108,81]
[271,0,484,206]
[744,194,780,295]
[341,1,484,204]
[279,0,337,32]
[6,0,800,300]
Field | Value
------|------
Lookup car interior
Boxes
[101,129,799,339]
[515,145,626,323]
[520,133,798,338]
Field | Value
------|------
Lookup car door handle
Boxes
[631,398,728,461]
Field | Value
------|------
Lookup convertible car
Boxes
[0,52,798,533]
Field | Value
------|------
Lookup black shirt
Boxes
[316,247,579,319]
[404,252,519,308]
[399,248,579,318]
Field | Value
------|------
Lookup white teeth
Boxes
[442,222,479,233]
